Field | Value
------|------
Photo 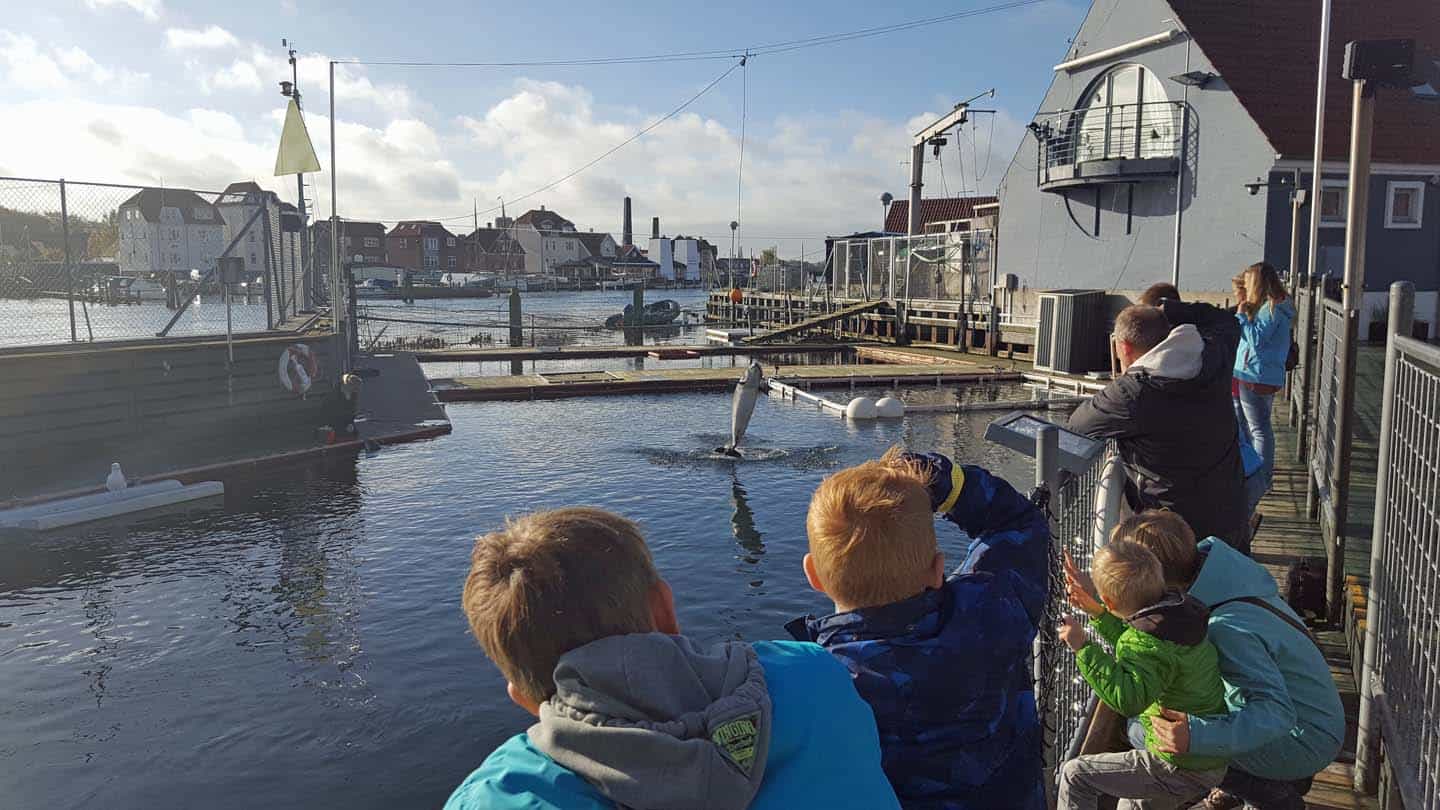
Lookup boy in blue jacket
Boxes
[446,506,900,810]
[787,449,1050,809]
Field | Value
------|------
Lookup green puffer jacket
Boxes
[1076,592,1229,771]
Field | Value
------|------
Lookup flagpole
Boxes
[329,60,345,373]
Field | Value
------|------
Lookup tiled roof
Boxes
[117,188,221,224]
[387,221,456,238]
[466,227,526,253]
[575,231,614,256]
[216,180,269,206]
[514,208,576,232]
[1170,0,1440,163]
[883,196,999,233]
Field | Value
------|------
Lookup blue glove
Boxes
[900,452,967,514]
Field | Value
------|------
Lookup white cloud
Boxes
[0,31,69,90]
[207,57,263,92]
[56,45,113,84]
[84,0,162,22]
[165,25,238,50]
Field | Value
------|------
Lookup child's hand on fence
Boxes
[1064,552,1105,617]
[1057,616,1088,652]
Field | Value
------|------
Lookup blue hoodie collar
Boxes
[787,586,948,648]
[1189,538,1281,607]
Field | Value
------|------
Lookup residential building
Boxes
[116,188,224,276]
[310,219,388,277]
[612,243,660,282]
[214,181,281,280]
[996,0,1440,336]
[387,221,462,275]
[552,230,620,284]
[511,206,585,275]
[464,225,527,275]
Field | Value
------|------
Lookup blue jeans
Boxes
[1234,385,1276,514]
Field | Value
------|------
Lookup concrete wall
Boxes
[996,0,1276,293]
[0,334,340,500]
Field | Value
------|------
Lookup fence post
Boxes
[59,179,77,342]
[1295,274,1318,461]
[508,288,523,375]
[1033,424,1060,803]
[261,200,276,331]
[1353,281,1413,793]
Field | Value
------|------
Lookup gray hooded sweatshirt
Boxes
[529,633,772,810]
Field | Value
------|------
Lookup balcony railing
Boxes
[1031,101,1185,190]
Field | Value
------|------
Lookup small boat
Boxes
[355,278,397,298]
[604,299,682,329]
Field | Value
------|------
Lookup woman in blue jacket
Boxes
[1232,262,1295,514]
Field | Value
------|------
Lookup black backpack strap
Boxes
[1211,596,1323,653]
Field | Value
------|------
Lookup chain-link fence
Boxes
[0,176,315,349]
[1037,446,1123,783]
[1308,299,1345,527]
[1356,282,1440,809]
[828,230,994,303]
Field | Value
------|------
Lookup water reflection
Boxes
[729,474,765,564]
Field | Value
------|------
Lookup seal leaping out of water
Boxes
[717,360,764,458]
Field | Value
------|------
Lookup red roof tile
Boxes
[883,196,998,233]
[1170,0,1440,163]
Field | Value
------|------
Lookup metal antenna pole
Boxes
[1304,0,1333,283]
[329,60,345,372]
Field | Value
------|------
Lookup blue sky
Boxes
[0,0,1087,255]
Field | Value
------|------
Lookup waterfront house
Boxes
[215,181,282,280]
[387,221,461,276]
[996,0,1440,337]
[464,225,527,276]
[511,206,586,276]
[552,230,620,284]
[311,219,388,276]
[117,187,224,276]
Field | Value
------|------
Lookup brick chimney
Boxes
[622,197,633,247]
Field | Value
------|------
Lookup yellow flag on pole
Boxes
[274,98,322,176]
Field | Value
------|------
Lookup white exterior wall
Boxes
[117,206,222,274]
[673,239,700,282]
[515,228,584,275]
[649,238,675,280]
[216,198,273,277]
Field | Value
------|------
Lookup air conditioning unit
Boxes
[1034,289,1106,374]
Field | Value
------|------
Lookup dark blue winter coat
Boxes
[786,462,1049,810]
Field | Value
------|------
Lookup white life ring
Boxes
[278,343,320,396]
[1091,451,1128,551]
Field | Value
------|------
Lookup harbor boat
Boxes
[356,278,396,298]
[604,298,682,329]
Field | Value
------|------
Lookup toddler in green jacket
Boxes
[1057,535,1230,809]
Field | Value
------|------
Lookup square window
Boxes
[1385,181,1425,229]
[447,256,457,268]
[398,238,407,248]
[446,237,456,247]
[1318,181,1347,227]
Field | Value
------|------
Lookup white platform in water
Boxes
[705,327,761,344]
[0,480,225,531]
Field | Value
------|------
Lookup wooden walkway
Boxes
[411,341,856,363]
[742,300,884,344]
[1251,347,1383,810]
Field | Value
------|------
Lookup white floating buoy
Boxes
[875,396,906,418]
[846,396,878,420]
[106,463,127,493]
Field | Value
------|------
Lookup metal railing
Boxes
[1356,282,1440,808]
[1030,101,1184,181]
[830,230,994,304]
[0,175,314,349]
[1308,299,1346,523]
[1034,430,1125,791]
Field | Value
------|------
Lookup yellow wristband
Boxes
[936,464,966,514]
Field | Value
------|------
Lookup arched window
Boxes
[1074,64,1175,161]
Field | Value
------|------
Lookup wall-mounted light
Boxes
[1170,70,1218,88]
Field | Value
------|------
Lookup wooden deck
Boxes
[741,299,885,344]
[1252,347,1383,810]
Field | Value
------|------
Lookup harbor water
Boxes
[0,388,1036,809]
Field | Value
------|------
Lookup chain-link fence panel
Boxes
[0,176,314,349]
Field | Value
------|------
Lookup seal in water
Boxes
[716,359,764,458]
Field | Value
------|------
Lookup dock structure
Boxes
[707,289,1037,355]
[741,300,885,344]
[408,341,857,363]
[433,361,1021,402]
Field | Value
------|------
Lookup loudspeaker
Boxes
[1343,39,1414,86]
